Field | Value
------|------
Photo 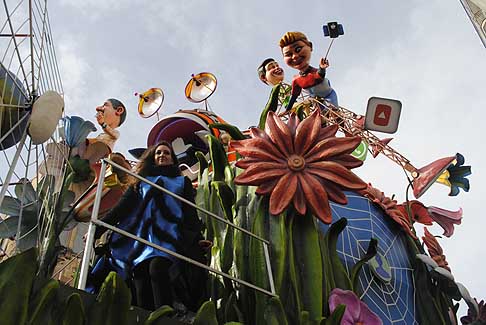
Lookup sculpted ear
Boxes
[115,106,125,116]
[259,75,268,84]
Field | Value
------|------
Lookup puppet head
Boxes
[257,58,285,86]
[279,31,313,72]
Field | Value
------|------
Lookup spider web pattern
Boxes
[319,192,418,324]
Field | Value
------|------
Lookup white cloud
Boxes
[58,0,133,20]
[57,38,91,116]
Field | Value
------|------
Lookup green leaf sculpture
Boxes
[87,271,132,325]
[193,301,219,325]
[0,248,37,325]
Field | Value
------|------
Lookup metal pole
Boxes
[92,219,276,297]
[77,160,107,289]
[324,38,335,60]
[0,132,27,211]
[3,0,30,96]
[0,113,30,144]
[28,0,35,93]
[51,250,84,279]
[263,242,276,294]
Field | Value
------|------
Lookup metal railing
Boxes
[78,158,276,297]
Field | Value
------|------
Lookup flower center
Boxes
[287,155,305,171]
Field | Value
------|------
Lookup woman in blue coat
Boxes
[88,141,208,311]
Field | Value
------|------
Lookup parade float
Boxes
[1,2,484,325]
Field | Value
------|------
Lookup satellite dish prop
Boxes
[136,87,164,118]
[28,90,64,145]
[0,64,29,150]
[185,72,217,105]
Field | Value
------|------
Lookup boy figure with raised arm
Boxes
[279,31,338,111]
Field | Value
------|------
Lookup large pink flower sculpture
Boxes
[329,288,383,325]
[231,110,366,223]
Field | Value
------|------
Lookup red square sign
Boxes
[373,104,392,126]
[365,97,402,134]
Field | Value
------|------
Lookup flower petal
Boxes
[265,112,294,155]
[299,173,332,223]
[408,200,433,224]
[305,136,361,162]
[307,162,367,190]
[322,180,348,205]
[235,137,286,161]
[422,227,451,271]
[292,183,307,215]
[231,140,284,163]
[376,197,397,211]
[269,173,298,215]
[235,157,264,169]
[387,207,417,238]
[294,110,321,155]
[329,288,362,322]
[249,127,269,140]
[318,124,339,141]
[428,206,462,238]
[287,113,300,135]
[256,178,278,195]
[234,164,287,185]
[357,299,384,325]
[63,116,96,147]
[329,155,363,169]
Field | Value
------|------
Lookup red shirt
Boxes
[291,67,323,96]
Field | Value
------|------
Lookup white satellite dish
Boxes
[28,90,64,145]
[184,72,217,104]
[137,88,164,118]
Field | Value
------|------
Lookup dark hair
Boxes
[257,58,275,84]
[135,141,180,179]
[108,98,127,126]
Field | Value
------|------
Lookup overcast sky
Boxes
[51,0,486,313]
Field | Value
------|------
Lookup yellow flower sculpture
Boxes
[231,110,367,223]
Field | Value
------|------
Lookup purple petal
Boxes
[357,299,384,325]
[427,206,462,237]
[329,288,361,322]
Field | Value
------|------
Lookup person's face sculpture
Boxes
[96,100,124,127]
[282,40,312,72]
[264,61,284,86]
[154,144,174,167]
